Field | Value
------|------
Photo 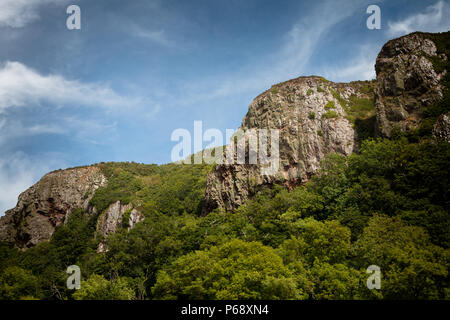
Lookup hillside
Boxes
[0,31,449,300]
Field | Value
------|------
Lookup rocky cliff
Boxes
[0,166,107,248]
[203,77,375,213]
[0,165,147,250]
[375,32,449,137]
[203,31,449,213]
[433,112,450,142]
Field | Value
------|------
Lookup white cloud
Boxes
[0,118,66,145]
[0,0,65,28]
[27,124,66,135]
[62,116,118,144]
[255,0,381,84]
[387,1,450,37]
[321,45,377,82]
[0,152,67,216]
[0,113,119,147]
[0,60,153,152]
[0,61,138,112]
[131,24,173,47]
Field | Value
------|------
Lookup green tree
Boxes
[0,267,40,300]
[72,274,135,300]
[289,218,352,265]
[308,261,364,300]
[354,215,449,299]
[152,239,300,300]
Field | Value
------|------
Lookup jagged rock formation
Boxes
[433,111,450,142]
[203,77,374,213]
[0,166,107,248]
[96,201,144,252]
[203,31,450,214]
[375,32,447,137]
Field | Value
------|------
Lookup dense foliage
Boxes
[0,136,448,300]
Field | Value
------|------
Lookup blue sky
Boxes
[0,0,449,215]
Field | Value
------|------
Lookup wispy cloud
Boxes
[0,61,139,112]
[0,115,119,146]
[170,0,375,106]
[387,1,450,37]
[27,124,66,135]
[0,60,155,161]
[0,0,67,28]
[0,116,64,145]
[62,116,118,144]
[130,24,173,47]
[321,45,377,82]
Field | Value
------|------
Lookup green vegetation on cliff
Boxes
[90,161,210,216]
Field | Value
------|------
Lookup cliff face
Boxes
[203,77,374,213]
[96,201,144,252]
[375,32,448,137]
[203,31,450,214]
[433,112,450,142]
[0,166,107,248]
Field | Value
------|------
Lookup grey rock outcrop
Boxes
[96,200,144,252]
[203,77,373,213]
[433,111,450,142]
[374,32,447,137]
[0,166,107,248]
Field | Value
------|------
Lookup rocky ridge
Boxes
[0,31,448,248]
[375,32,448,137]
[203,77,375,213]
[203,31,449,213]
[0,166,107,248]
